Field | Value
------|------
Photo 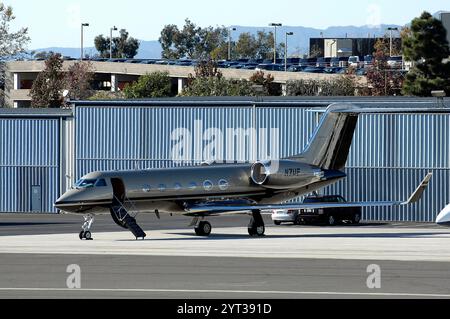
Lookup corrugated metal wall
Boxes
[0,119,60,213]
[75,105,450,222]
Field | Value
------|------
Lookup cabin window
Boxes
[218,179,229,190]
[189,182,197,190]
[75,179,97,188]
[95,179,107,187]
[203,180,213,191]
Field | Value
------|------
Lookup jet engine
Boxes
[250,160,323,190]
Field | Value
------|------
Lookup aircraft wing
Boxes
[186,173,432,214]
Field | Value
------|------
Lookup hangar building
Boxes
[0,97,449,222]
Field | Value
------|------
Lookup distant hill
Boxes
[33,40,162,59]
[32,24,403,59]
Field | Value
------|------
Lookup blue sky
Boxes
[9,0,450,49]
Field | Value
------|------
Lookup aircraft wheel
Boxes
[84,231,92,240]
[248,225,265,236]
[352,213,361,224]
[248,217,265,237]
[79,231,85,240]
[274,221,281,226]
[255,225,265,236]
[195,221,212,237]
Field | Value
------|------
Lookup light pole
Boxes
[80,23,89,60]
[269,23,282,64]
[387,27,399,57]
[228,27,236,61]
[285,32,294,72]
[110,26,118,59]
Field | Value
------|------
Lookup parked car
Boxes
[323,67,344,74]
[287,65,307,72]
[316,57,328,67]
[364,55,373,67]
[271,195,362,226]
[255,63,284,71]
[302,66,325,73]
[348,56,363,68]
[330,57,340,67]
[298,58,310,67]
[387,56,403,69]
[271,209,301,225]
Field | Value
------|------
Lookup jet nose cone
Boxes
[436,204,450,226]
[54,189,79,213]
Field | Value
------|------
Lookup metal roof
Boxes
[71,96,450,108]
[0,107,73,118]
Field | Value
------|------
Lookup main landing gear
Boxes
[248,210,265,237]
[190,217,212,237]
[79,214,94,240]
[195,221,212,236]
[190,210,266,237]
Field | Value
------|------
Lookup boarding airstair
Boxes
[110,195,147,240]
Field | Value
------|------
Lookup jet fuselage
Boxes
[55,161,346,216]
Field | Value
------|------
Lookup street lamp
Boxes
[228,27,236,61]
[110,26,118,59]
[387,27,399,57]
[80,23,89,60]
[269,23,282,64]
[285,32,294,72]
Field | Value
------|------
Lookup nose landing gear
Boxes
[79,214,94,240]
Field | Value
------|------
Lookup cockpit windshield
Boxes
[74,179,107,188]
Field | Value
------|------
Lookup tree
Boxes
[65,61,94,100]
[233,30,284,60]
[234,32,258,59]
[94,29,140,58]
[123,72,173,98]
[159,24,181,59]
[402,11,450,96]
[182,59,256,96]
[0,3,30,57]
[181,77,256,97]
[34,51,55,60]
[159,19,228,60]
[366,39,404,96]
[309,44,323,58]
[249,71,280,95]
[30,53,65,107]
[88,91,125,100]
[286,77,357,96]
[0,3,30,105]
[255,31,274,59]
[193,59,222,79]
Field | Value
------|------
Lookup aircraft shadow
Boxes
[0,222,74,227]
[118,231,450,241]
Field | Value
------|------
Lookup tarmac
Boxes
[0,213,449,299]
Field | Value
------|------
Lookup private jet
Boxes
[55,103,433,240]
[436,204,450,226]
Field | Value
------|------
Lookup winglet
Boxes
[404,173,433,205]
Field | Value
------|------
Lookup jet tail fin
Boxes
[288,103,360,170]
